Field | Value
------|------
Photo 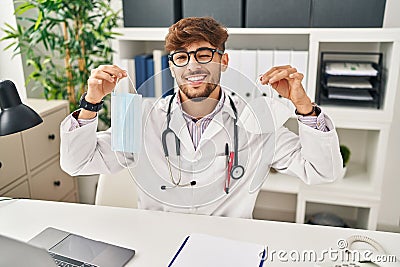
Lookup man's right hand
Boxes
[78,65,127,119]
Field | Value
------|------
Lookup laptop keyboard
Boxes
[49,252,99,267]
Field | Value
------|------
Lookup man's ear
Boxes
[221,53,229,72]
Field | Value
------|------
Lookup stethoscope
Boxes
[160,93,245,190]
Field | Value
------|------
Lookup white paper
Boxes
[327,77,372,89]
[169,233,265,267]
[328,89,373,101]
[325,63,378,76]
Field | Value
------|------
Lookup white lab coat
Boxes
[60,92,342,218]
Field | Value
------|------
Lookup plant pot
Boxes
[338,166,347,180]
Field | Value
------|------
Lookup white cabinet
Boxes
[0,133,27,189]
[111,27,400,230]
[0,99,79,202]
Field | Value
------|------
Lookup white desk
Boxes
[0,199,399,266]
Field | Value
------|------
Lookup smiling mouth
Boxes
[185,75,207,85]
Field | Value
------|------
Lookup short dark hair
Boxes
[165,17,229,52]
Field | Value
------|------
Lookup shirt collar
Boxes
[176,89,226,122]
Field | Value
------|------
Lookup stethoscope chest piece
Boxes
[231,165,245,179]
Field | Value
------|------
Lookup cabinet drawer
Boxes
[22,108,67,170]
[2,180,30,199]
[0,133,27,188]
[62,191,78,203]
[31,160,75,201]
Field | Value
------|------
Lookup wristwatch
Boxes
[79,92,104,112]
[295,103,321,116]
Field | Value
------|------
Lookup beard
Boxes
[178,67,222,100]
[179,82,218,100]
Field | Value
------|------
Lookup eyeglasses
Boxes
[168,47,224,67]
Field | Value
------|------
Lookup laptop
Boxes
[0,227,135,267]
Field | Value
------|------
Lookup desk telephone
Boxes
[316,235,398,267]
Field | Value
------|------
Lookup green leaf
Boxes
[15,2,36,15]
[3,41,17,51]
[34,10,43,30]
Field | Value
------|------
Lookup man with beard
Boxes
[60,17,342,217]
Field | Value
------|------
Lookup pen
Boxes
[259,248,266,267]
[225,151,234,194]
[225,143,229,194]
[225,143,229,169]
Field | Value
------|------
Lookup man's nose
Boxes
[187,53,201,70]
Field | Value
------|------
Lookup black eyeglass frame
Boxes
[168,47,224,67]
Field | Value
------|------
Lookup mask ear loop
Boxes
[113,73,137,94]
[256,74,274,98]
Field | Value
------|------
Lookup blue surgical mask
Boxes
[111,76,142,154]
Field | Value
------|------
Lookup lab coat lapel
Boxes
[198,94,236,149]
[197,111,224,147]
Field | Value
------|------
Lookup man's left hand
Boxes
[260,65,313,115]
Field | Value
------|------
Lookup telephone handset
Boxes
[316,235,393,267]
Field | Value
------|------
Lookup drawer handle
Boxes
[48,134,56,140]
[0,161,2,169]
[53,180,61,187]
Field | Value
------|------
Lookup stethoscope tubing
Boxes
[162,92,245,188]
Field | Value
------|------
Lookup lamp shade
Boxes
[0,80,43,136]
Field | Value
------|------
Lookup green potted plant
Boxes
[340,144,351,179]
[1,0,120,128]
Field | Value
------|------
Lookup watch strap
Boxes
[79,92,104,112]
[295,103,321,116]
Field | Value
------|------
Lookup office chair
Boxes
[95,168,138,209]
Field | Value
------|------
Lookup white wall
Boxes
[0,0,26,100]
[379,66,400,228]
[377,0,400,228]
[378,0,400,227]
[383,0,400,27]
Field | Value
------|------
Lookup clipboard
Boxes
[168,233,266,267]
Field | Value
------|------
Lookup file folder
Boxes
[168,233,266,267]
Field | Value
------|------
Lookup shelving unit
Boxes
[112,27,400,230]
[318,51,383,109]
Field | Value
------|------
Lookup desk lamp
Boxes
[0,80,42,136]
